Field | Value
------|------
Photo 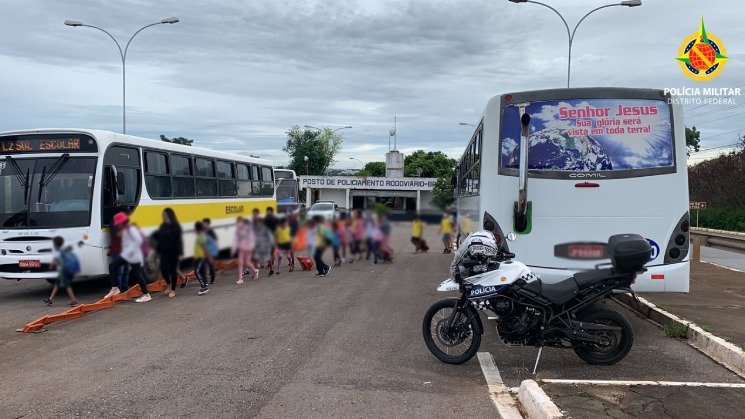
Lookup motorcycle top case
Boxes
[607,234,651,273]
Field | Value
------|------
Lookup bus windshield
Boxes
[276,179,299,204]
[501,98,674,174]
[0,156,96,228]
[274,170,295,181]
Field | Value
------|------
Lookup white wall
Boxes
[319,189,348,208]
[419,191,439,213]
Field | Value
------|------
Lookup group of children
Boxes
[41,206,408,306]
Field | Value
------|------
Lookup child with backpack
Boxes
[312,216,332,277]
[106,212,152,303]
[202,218,218,284]
[42,236,79,307]
[193,221,211,295]
[330,220,343,267]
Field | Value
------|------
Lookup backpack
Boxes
[59,249,81,277]
[206,235,219,257]
[297,255,314,271]
[128,226,151,257]
[325,228,340,248]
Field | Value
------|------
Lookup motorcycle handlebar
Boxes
[500,252,516,260]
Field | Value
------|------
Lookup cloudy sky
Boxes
[1,0,743,168]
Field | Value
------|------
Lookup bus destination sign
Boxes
[0,134,98,154]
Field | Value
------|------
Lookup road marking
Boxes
[477,352,523,419]
[543,379,745,388]
[701,260,745,273]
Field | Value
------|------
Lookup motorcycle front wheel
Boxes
[422,299,481,364]
[572,306,634,365]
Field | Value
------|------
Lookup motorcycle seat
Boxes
[522,278,579,305]
[572,268,616,290]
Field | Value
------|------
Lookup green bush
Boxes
[663,323,690,339]
[695,207,745,232]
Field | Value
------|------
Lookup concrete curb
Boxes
[517,380,563,419]
[614,293,745,379]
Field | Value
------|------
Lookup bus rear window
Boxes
[500,98,674,173]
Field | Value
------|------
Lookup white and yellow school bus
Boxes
[0,129,276,281]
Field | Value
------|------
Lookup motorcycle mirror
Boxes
[506,232,517,242]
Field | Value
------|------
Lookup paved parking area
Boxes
[543,383,745,418]
[1,223,744,417]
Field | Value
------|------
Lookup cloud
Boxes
[0,0,743,167]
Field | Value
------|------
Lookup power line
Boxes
[699,128,745,141]
[690,110,745,126]
[687,103,745,119]
[698,141,741,152]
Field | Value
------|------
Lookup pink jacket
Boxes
[233,224,256,252]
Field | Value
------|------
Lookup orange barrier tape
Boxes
[18,259,238,333]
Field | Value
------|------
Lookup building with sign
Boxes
[298,175,439,218]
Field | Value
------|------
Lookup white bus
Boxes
[0,129,276,282]
[456,88,690,292]
[273,169,300,213]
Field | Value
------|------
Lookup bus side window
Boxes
[260,166,274,197]
[102,146,141,226]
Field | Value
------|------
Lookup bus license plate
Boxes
[567,245,605,259]
[19,260,41,269]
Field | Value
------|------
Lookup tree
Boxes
[160,134,194,146]
[284,126,343,175]
[404,150,457,178]
[356,161,386,177]
[685,126,701,156]
[432,176,455,210]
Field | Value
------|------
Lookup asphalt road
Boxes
[1,224,743,417]
[0,225,495,418]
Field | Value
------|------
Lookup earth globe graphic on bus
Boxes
[507,128,613,171]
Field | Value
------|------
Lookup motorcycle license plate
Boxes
[470,244,495,255]
[19,260,41,269]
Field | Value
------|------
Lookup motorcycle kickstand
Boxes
[532,347,543,375]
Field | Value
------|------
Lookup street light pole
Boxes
[508,0,641,88]
[459,122,476,127]
[65,17,179,133]
[349,157,364,168]
[304,125,353,134]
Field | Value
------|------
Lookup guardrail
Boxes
[690,227,745,260]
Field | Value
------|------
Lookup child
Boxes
[335,214,349,264]
[330,220,342,267]
[193,221,211,295]
[106,212,151,303]
[350,210,364,262]
[202,218,217,284]
[274,216,294,274]
[253,218,275,277]
[311,216,331,277]
[411,214,424,253]
[42,236,79,307]
[232,217,258,284]
[439,212,454,253]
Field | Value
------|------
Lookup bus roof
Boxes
[0,128,274,166]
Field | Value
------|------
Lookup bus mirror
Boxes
[116,172,126,195]
[520,112,531,136]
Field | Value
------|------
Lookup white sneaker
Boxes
[105,288,121,298]
[134,294,152,303]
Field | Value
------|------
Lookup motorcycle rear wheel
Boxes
[422,299,481,364]
[572,306,634,365]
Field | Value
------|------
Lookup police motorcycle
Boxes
[422,230,651,370]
